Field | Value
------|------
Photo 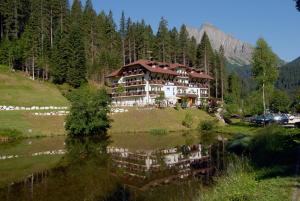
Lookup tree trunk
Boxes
[60,3,63,33]
[162,43,165,63]
[215,70,218,98]
[0,15,3,40]
[128,38,132,63]
[32,55,35,80]
[122,39,125,65]
[221,67,224,102]
[204,47,207,73]
[91,26,94,65]
[133,38,136,61]
[50,8,53,48]
[262,82,266,114]
[14,0,18,38]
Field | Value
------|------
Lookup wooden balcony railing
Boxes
[122,69,144,77]
[112,91,146,97]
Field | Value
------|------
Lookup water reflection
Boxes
[0,134,225,201]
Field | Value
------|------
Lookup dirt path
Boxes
[292,147,300,201]
[292,178,300,201]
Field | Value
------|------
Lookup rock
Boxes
[187,23,253,66]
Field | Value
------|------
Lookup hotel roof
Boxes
[106,59,213,79]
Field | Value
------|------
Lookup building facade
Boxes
[105,60,213,107]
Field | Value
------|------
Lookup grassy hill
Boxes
[109,107,216,133]
[0,65,68,137]
[0,65,69,106]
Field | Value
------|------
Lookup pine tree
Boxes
[187,36,197,66]
[67,24,86,87]
[196,32,214,74]
[252,38,278,114]
[169,27,179,63]
[70,0,82,27]
[155,17,170,62]
[83,0,97,68]
[179,24,188,65]
[119,11,126,65]
[296,0,300,11]
[219,45,226,102]
[50,31,69,84]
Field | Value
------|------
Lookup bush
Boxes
[0,128,22,139]
[174,103,180,110]
[249,125,299,167]
[149,128,168,136]
[197,120,215,132]
[65,86,111,137]
[182,112,193,128]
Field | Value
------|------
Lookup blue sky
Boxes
[77,0,300,62]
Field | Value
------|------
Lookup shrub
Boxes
[0,128,22,139]
[197,120,215,132]
[174,103,180,110]
[65,86,111,137]
[249,125,299,167]
[149,128,168,136]
[182,112,193,128]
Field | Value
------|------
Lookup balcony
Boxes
[149,91,162,96]
[177,92,198,98]
[189,83,209,88]
[124,80,146,87]
[110,81,146,88]
[112,91,146,98]
[122,69,144,78]
[149,80,165,85]
[174,82,189,87]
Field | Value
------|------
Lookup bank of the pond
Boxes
[200,158,294,201]
[0,107,218,138]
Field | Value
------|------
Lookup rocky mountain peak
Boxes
[187,24,254,66]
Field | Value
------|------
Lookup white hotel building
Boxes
[105,60,213,107]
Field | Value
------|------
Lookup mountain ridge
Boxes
[187,23,254,66]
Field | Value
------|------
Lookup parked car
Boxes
[272,114,289,125]
[253,114,274,125]
[251,113,289,126]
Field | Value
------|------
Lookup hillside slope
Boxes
[109,108,216,133]
[277,57,300,92]
[0,65,69,106]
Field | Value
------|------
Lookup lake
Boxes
[0,132,225,201]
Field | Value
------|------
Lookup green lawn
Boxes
[0,65,69,106]
[0,111,66,137]
[109,107,216,133]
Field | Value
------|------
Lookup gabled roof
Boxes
[106,59,213,79]
[189,71,214,80]
[105,69,120,78]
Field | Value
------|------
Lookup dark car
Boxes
[253,114,274,125]
[252,113,289,126]
[272,114,289,125]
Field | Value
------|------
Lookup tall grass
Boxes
[149,128,168,136]
[200,155,292,201]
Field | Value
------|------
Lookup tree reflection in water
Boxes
[0,134,224,201]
